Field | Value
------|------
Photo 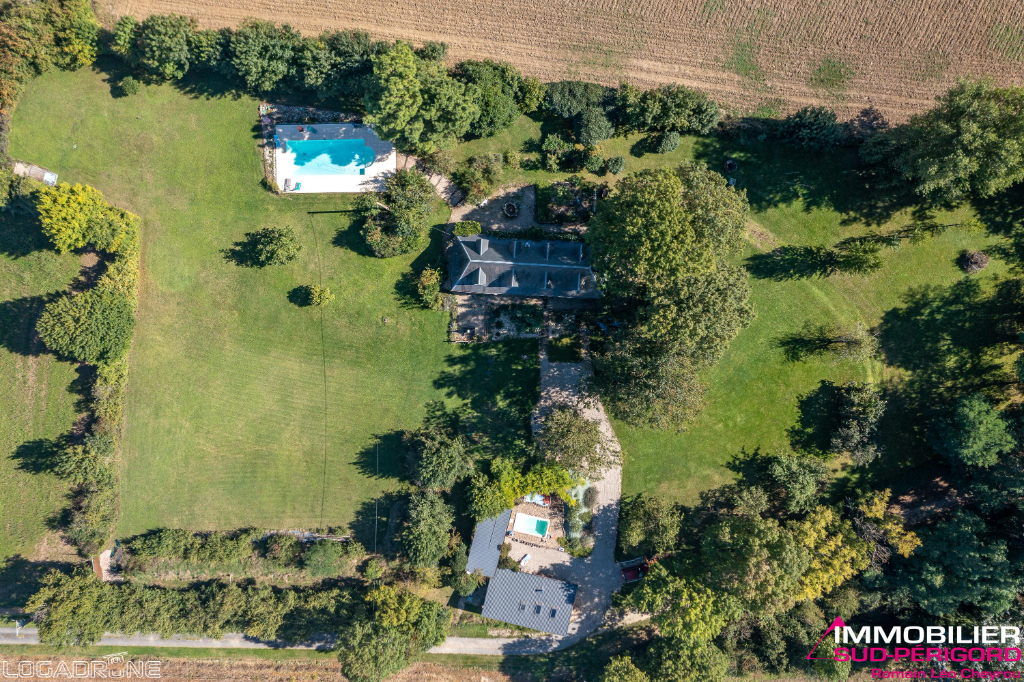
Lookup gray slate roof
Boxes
[445,236,599,298]
[481,569,578,636]
[465,509,513,578]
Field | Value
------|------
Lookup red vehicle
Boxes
[620,559,652,583]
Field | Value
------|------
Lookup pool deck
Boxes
[274,123,396,193]
[509,500,564,550]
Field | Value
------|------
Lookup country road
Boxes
[0,628,327,650]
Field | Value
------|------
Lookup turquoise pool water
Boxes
[513,513,549,537]
[286,139,375,176]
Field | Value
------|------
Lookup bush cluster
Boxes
[27,181,143,554]
[357,169,435,257]
[28,565,447,666]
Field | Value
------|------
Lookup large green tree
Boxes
[37,288,135,364]
[135,14,195,79]
[618,493,681,558]
[400,491,454,569]
[892,510,1018,617]
[929,392,1014,469]
[588,163,751,428]
[697,514,809,615]
[227,19,301,93]
[363,41,422,142]
[588,163,748,300]
[536,405,609,478]
[861,79,1024,203]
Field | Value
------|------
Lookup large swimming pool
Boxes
[285,139,376,176]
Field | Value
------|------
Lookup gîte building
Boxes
[445,236,599,299]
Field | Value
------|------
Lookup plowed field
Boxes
[99,0,1024,120]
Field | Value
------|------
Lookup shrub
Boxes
[37,182,107,252]
[958,249,990,274]
[414,40,447,61]
[504,150,523,169]
[606,156,625,175]
[455,59,536,137]
[585,153,604,173]
[545,80,610,119]
[416,268,442,311]
[136,14,196,79]
[49,0,99,70]
[358,169,434,257]
[247,226,301,266]
[302,539,361,577]
[262,533,303,567]
[575,107,614,146]
[422,148,456,176]
[308,284,335,306]
[111,16,138,59]
[452,153,503,204]
[541,133,572,171]
[583,485,598,509]
[452,220,481,236]
[656,131,681,153]
[227,18,302,94]
[780,106,842,151]
[37,288,135,364]
[118,75,141,96]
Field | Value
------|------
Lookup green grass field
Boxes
[0,203,80,560]
[457,109,1016,504]
[9,64,539,543]
[4,61,1011,558]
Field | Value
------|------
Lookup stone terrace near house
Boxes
[445,236,599,299]
[481,569,577,636]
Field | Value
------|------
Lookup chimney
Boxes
[478,238,489,255]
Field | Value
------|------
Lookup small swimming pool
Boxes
[513,513,550,537]
[285,139,376,176]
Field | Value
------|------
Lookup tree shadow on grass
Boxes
[972,182,1024,269]
[0,555,76,609]
[433,339,540,455]
[0,211,48,259]
[776,324,840,362]
[350,491,405,556]
[0,294,49,357]
[788,380,841,457]
[745,245,840,281]
[11,437,64,476]
[353,431,405,482]
[692,132,916,226]
[877,278,1019,404]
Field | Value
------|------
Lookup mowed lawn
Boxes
[10,64,539,539]
[457,111,1013,503]
[617,140,1006,503]
[0,210,81,560]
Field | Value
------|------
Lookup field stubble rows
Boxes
[102,0,1024,120]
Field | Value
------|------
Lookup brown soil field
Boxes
[98,0,1024,120]
[0,655,518,682]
